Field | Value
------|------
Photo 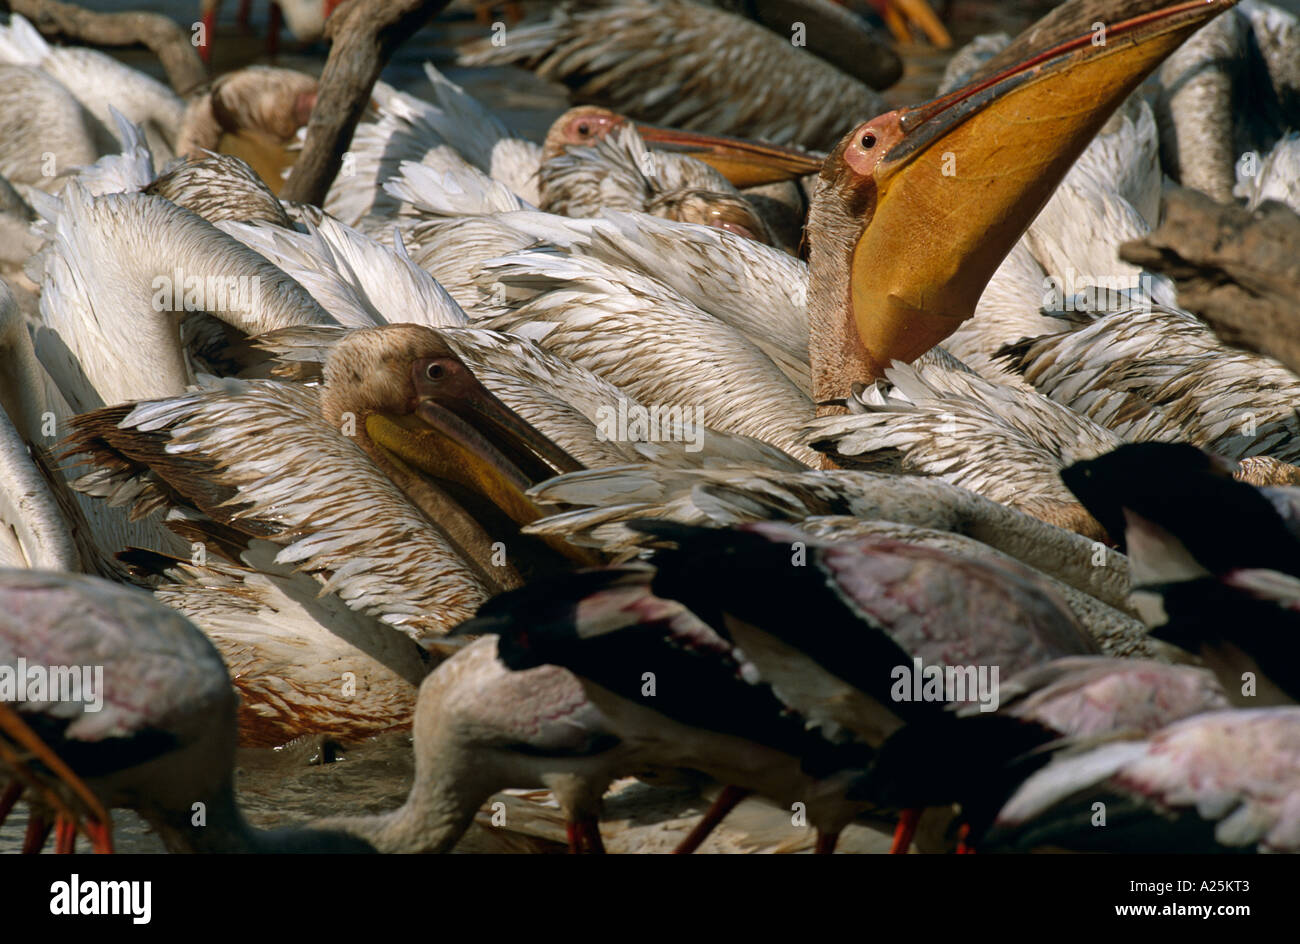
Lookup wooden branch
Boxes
[6,0,207,96]
[1119,187,1300,377]
[278,0,451,207]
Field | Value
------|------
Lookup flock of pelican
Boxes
[1,0,1299,855]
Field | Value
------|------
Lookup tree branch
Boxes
[278,0,451,206]
[5,0,207,96]
[1120,187,1300,378]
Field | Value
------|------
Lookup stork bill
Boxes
[815,0,1238,398]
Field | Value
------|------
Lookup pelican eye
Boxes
[425,363,445,381]
[861,132,877,149]
[577,122,591,136]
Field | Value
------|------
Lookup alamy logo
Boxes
[0,658,104,712]
[1042,269,1154,314]
[151,269,262,313]
[890,657,1000,712]
[50,875,151,924]
[594,398,705,452]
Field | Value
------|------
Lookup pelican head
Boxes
[808,0,1238,403]
[543,106,823,188]
[179,66,319,193]
[320,325,588,585]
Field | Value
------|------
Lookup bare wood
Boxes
[6,0,207,95]
[278,0,451,207]
[1119,187,1300,377]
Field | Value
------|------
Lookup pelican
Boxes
[177,66,319,192]
[0,14,184,165]
[536,124,782,247]
[1238,131,1300,211]
[1156,0,1300,204]
[0,15,315,191]
[323,65,821,225]
[458,0,899,150]
[803,337,1300,539]
[997,306,1300,466]
[144,152,293,226]
[449,0,1240,501]
[60,324,600,745]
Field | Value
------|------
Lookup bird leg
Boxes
[200,2,219,65]
[566,816,607,854]
[866,0,951,48]
[955,823,976,855]
[814,830,841,854]
[236,0,253,32]
[672,785,751,854]
[84,817,115,855]
[54,815,77,854]
[889,808,921,854]
[22,811,52,854]
[0,704,112,853]
[0,779,23,826]
[875,0,910,44]
[891,0,952,48]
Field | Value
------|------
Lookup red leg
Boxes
[814,830,840,854]
[0,779,23,826]
[955,822,976,854]
[236,0,253,31]
[565,815,606,854]
[200,8,218,65]
[22,811,52,854]
[890,807,920,854]
[672,785,750,854]
[54,815,76,854]
[578,816,605,854]
[84,817,115,854]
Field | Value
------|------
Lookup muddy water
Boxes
[0,0,1073,853]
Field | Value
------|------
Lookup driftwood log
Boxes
[1120,187,1300,377]
[279,0,451,206]
[4,0,207,95]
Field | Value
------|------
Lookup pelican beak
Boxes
[366,380,582,532]
[637,125,825,187]
[849,0,1235,371]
